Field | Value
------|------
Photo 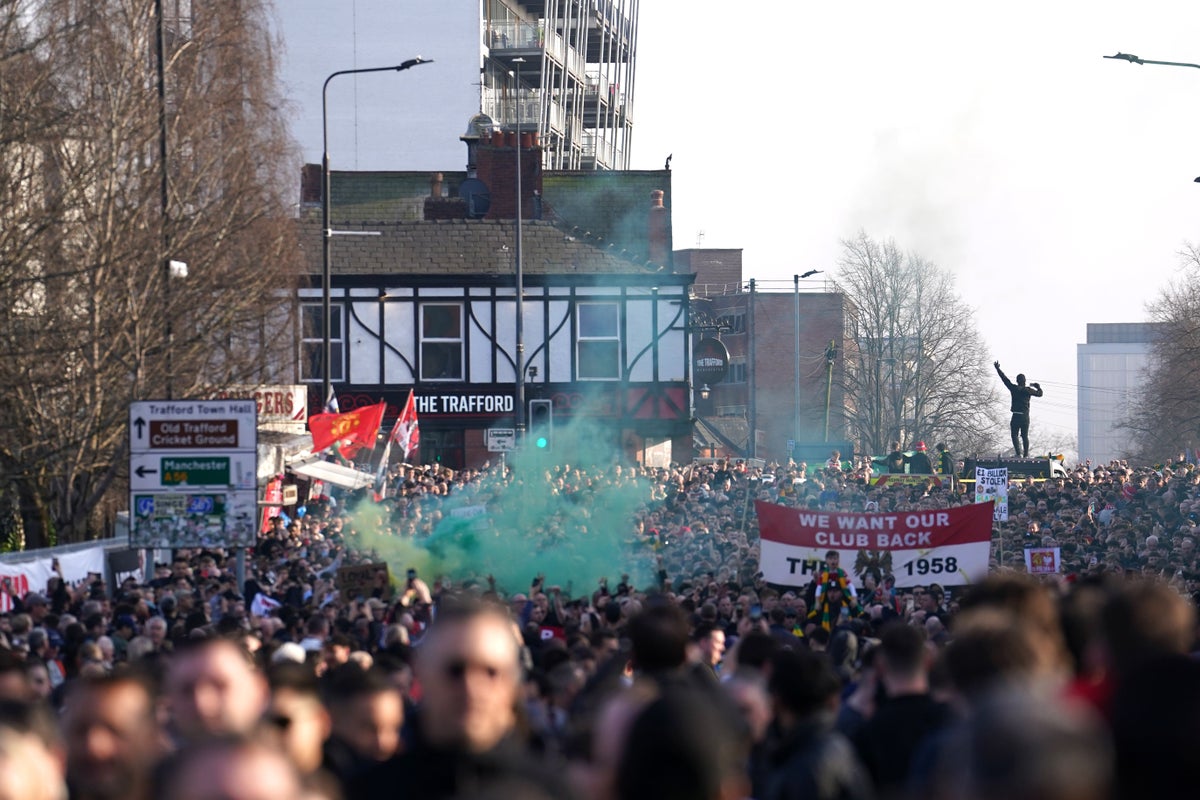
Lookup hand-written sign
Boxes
[336,562,392,601]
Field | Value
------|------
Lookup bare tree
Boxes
[0,0,300,546]
[1120,245,1200,463]
[835,232,1002,457]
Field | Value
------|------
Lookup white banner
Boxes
[975,467,1009,521]
[756,501,994,588]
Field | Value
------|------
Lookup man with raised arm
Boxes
[994,360,1043,458]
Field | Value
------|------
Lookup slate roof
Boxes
[301,218,684,279]
[302,168,675,268]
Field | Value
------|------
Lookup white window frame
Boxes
[576,301,621,380]
[420,303,465,382]
[299,302,344,383]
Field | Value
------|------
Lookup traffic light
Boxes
[529,399,553,450]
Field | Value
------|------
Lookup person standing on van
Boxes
[994,360,1043,458]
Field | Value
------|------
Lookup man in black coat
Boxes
[852,623,950,795]
[762,648,874,800]
[995,360,1043,458]
[350,600,571,799]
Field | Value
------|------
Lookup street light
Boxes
[321,58,432,406]
[1105,53,1200,184]
[511,57,527,438]
[1104,52,1200,69]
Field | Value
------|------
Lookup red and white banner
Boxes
[260,476,283,533]
[756,500,993,588]
[1024,547,1061,575]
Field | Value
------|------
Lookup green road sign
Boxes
[161,457,231,486]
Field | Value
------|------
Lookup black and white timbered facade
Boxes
[301,215,694,468]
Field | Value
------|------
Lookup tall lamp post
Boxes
[1104,53,1200,184]
[1104,52,1200,70]
[511,57,527,437]
[321,58,431,406]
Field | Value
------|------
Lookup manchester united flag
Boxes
[308,401,386,459]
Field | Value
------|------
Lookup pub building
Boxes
[299,117,696,469]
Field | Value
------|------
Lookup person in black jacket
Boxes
[994,361,1043,457]
[905,442,934,475]
[852,623,950,795]
[762,649,874,800]
[350,600,571,800]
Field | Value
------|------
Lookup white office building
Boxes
[1076,323,1163,464]
[274,1,638,172]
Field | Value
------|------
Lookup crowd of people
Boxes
[0,450,1197,800]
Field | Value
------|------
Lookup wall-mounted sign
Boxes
[693,337,730,385]
[214,384,307,431]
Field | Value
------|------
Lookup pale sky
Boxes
[632,2,1200,453]
[277,2,1200,456]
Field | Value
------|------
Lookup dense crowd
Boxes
[0,452,1197,800]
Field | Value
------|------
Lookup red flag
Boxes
[391,390,420,461]
[309,402,386,459]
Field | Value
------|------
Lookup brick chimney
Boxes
[648,189,668,265]
[300,163,322,205]
[424,171,467,220]
[477,132,543,221]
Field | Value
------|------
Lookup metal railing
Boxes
[482,88,543,128]
[691,279,835,297]
[486,20,544,51]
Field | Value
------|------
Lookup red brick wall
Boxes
[477,141,543,220]
[698,292,845,462]
[752,293,845,461]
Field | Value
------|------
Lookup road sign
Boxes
[786,439,796,453]
[129,400,256,453]
[129,453,257,491]
[486,427,517,452]
[129,400,257,548]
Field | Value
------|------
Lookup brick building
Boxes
[681,249,847,463]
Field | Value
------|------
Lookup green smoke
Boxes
[346,413,659,596]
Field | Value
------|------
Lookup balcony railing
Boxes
[482,88,543,129]
[486,20,544,51]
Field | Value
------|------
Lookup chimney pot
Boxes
[430,172,444,198]
[648,189,669,265]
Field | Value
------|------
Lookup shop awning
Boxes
[288,458,376,490]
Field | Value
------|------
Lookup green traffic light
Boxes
[535,436,549,449]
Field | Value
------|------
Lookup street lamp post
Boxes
[1104,52,1200,70]
[511,57,527,438]
[321,58,431,406]
[1105,53,1200,183]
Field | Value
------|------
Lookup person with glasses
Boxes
[351,599,569,799]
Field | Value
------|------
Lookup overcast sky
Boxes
[630,2,1200,452]
[278,2,1200,455]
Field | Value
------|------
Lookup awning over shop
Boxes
[288,458,376,490]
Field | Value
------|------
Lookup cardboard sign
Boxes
[1024,547,1061,575]
[337,562,392,600]
[975,467,1009,521]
